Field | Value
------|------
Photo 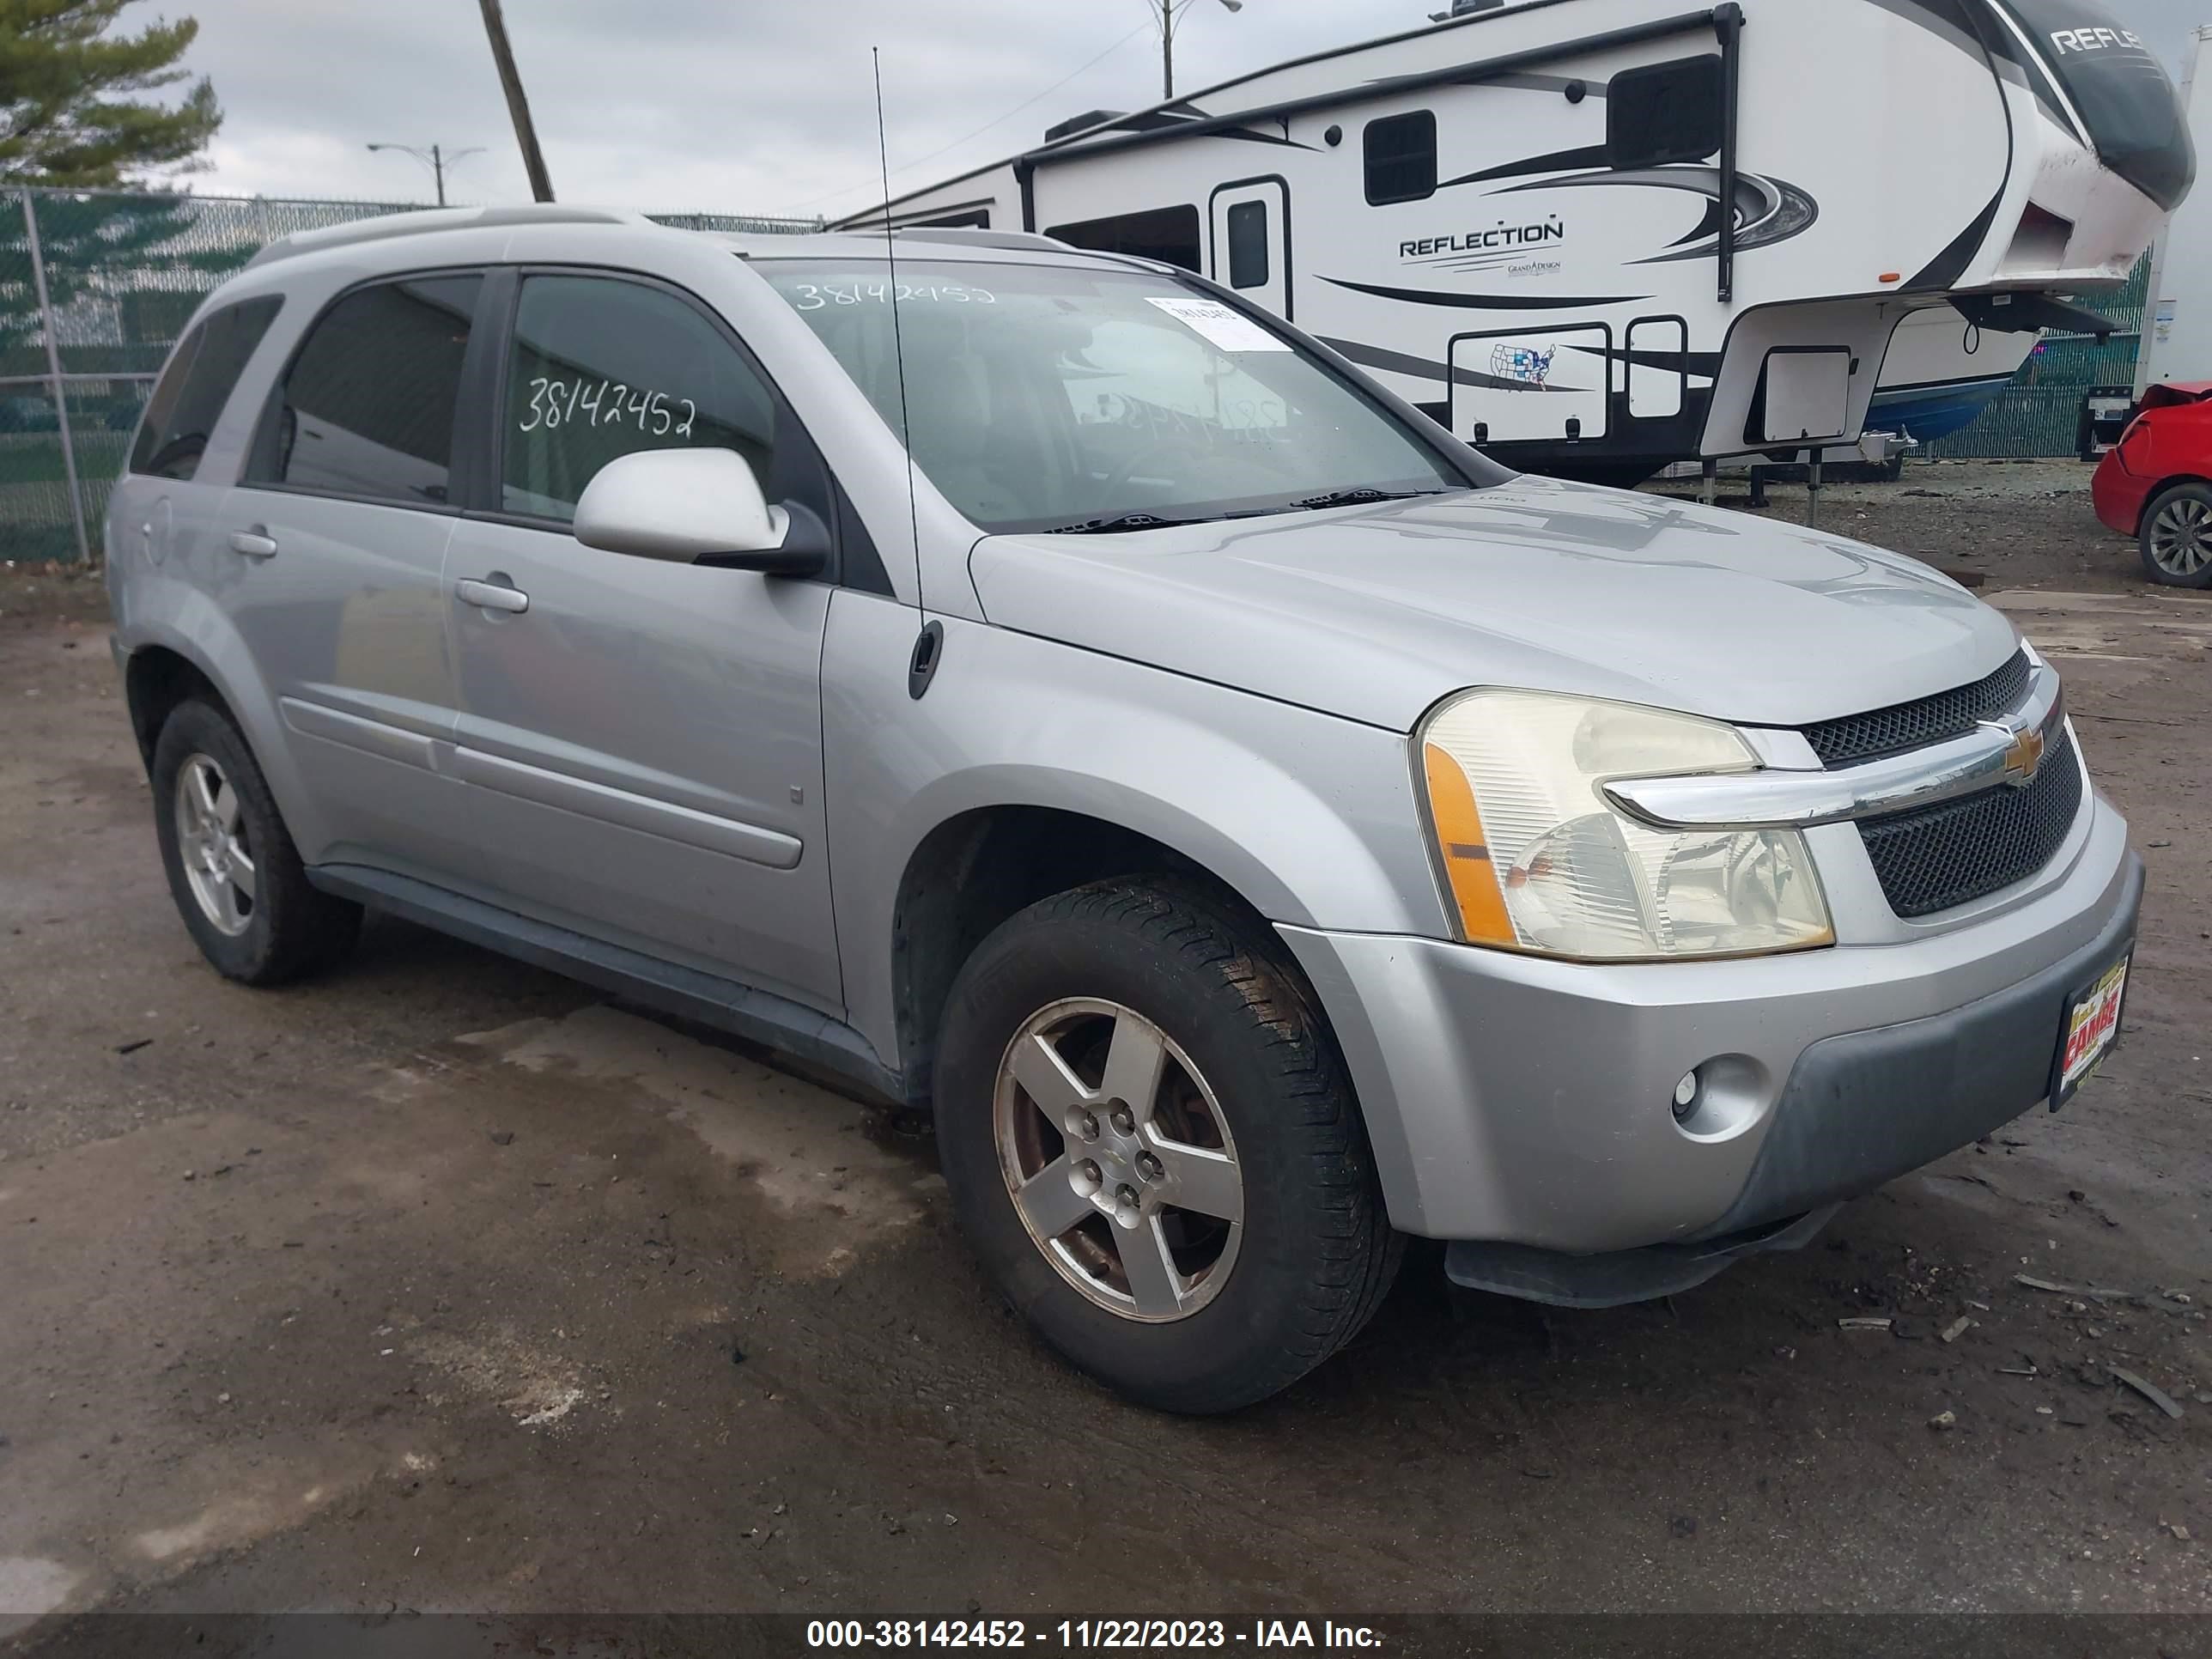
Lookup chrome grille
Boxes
[1803,652,2033,768]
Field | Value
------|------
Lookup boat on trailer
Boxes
[842,0,2191,483]
[1871,304,2038,447]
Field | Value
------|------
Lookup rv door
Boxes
[1210,179,1290,320]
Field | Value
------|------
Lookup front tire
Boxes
[2139,482,2212,587]
[150,698,362,985]
[933,879,1401,1413]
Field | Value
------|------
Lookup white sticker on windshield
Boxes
[1145,295,1291,352]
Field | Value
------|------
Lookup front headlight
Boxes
[1417,689,1833,960]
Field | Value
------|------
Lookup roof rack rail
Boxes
[244,204,647,270]
[890,227,1068,252]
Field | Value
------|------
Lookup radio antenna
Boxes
[873,47,927,622]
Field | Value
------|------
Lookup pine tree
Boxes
[1,0,222,185]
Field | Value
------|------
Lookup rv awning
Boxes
[1951,293,2116,339]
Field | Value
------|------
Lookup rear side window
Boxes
[501,273,777,523]
[1044,205,1203,270]
[1607,55,1724,170]
[129,295,282,481]
[247,273,482,507]
[1364,111,1437,206]
[1225,200,1270,289]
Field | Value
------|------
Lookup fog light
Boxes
[1672,1070,1700,1121]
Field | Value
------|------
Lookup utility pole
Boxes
[1152,0,1243,102]
[477,0,556,202]
[367,142,485,206]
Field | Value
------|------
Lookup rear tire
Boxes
[2138,482,2212,587]
[150,698,362,985]
[933,878,1401,1413]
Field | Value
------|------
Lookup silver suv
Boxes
[106,208,2142,1412]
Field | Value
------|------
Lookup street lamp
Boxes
[365,143,487,207]
[1148,0,1243,102]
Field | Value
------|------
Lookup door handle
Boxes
[457,576,530,615]
[228,528,278,559]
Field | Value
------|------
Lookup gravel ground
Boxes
[1,462,2207,1641]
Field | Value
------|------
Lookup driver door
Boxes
[441,268,842,1010]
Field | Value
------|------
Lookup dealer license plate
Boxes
[2051,952,2130,1109]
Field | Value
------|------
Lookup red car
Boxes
[2093,381,2212,587]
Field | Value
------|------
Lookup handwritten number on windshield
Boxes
[786,282,997,310]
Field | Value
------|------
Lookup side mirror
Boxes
[572,448,826,575]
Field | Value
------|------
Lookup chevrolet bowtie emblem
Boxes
[1997,722,2045,785]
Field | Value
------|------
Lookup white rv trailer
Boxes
[843,0,2190,483]
[2136,25,2212,397]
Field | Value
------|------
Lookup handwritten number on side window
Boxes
[518,376,701,439]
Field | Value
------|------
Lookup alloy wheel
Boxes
[173,752,257,937]
[994,997,1243,1323]
[2149,495,2212,577]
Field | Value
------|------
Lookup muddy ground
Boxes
[2,460,2208,1636]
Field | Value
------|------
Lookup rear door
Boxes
[114,302,285,574]
[440,268,842,1010]
[1209,179,1291,321]
[225,270,489,878]
[113,295,284,575]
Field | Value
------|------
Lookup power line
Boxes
[778,21,1152,215]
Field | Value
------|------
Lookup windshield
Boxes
[1995,0,2195,209]
[760,259,1471,532]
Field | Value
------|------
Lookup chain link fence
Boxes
[0,187,823,562]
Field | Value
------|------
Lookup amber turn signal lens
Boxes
[1422,740,1516,946]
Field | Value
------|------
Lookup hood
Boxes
[968,475,2020,733]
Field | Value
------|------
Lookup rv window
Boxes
[1364,111,1437,206]
[1225,200,1270,290]
[1044,205,1202,271]
[1607,55,1724,171]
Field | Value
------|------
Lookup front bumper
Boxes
[1279,794,2142,1254]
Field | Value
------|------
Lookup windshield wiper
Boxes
[1286,486,1449,512]
[1043,511,1210,535]
[1044,489,1447,533]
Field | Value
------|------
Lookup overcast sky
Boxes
[175,0,2208,221]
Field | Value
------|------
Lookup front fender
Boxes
[822,594,1449,1070]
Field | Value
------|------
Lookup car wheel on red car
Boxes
[2139,482,2212,588]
